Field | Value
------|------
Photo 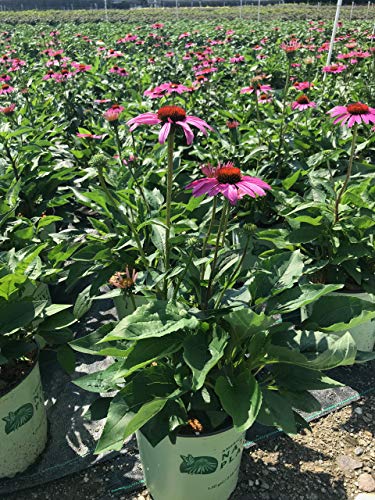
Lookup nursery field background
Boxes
[1,3,375,499]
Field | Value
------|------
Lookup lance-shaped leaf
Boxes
[302,295,375,332]
[183,326,228,390]
[215,371,262,432]
[100,300,199,342]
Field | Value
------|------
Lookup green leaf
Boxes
[101,301,199,342]
[303,295,375,332]
[215,371,262,432]
[183,326,228,390]
[0,301,36,334]
[73,361,127,393]
[224,308,274,341]
[57,345,75,374]
[257,389,297,434]
[84,397,112,421]
[265,284,344,314]
[271,365,343,391]
[73,285,93,319]
[69,322,121,356]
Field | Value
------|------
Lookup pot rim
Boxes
[140,422,239,440]
[0,343,39,399]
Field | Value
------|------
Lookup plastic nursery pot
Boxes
[136,426,245,500]
[0,359,48,478]
[113,294,150,320]
[301,291,375,352]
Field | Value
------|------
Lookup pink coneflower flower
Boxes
[293,81,314,91]
[127,105,212,145]
[258,93,273,104]
[0,103,15,115]
[0,83,14,94]
[109,267,138,290]
[72,62,92,72]
[292,94,316,111]
[323,64,347,73]
[328,102,375,127]
[94,99,112,104]
[0,74,10,82]
[281,40,302,53]
[226,119,239,129]
[109,65,129,76]
[76,132,104,139]
[230,54,245,63]
[240,83,272,96]
[185,162,271,206]
[151,23,164,29]
[103,104,125,122]
[144,82,192,99]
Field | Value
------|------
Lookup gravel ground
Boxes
[5,394,375,500]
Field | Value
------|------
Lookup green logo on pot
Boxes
[180,454,218,475]
[3,403,34,435]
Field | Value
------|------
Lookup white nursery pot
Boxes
[137,426,245,500]
[302,291,375,352]
[0,361,48,478]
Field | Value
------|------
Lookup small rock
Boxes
[261,482,270,490]
[355,407,363,415]
[83,476,89,483]
[363,414,372,424]
[356,448,365,456]
[248,480,254,486]
[337,454,363,471]
[268,466,277,472]
[358,473,375,493]
[355,494,375,500]
[255,479,260,486]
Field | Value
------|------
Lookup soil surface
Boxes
[0,353,36,398]
[5,394,374,500]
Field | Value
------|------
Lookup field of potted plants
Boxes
[0,9,374,498]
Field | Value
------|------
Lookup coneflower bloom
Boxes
[328,102,375,127]
[0,103,15,114]
[144,82,192,99]
[292,94,316,111]
[109,65,129,76]
[281,40,302,53]
[322,64,347,73]
[103,104,125,122]
[240,83,272,96]
[230,54,245,63]
[258,93,273,104]
[0,74,10,82]
[293,81,314,91]
[226,119,240,129]
[0,83,14,94]
[127,105,212,145]
[76,132,104,139]
[72,62,92,72]
[185,162,271,206]
[109,267,138,290]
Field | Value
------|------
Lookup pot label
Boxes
[3,403,34,435]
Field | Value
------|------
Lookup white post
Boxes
[349,1,354,21]
[326,0,343,69]
[104,0,108,21]
[176,0,179,18]
[368,0,371,12]
[240,0,243,19]
[257,0,261,22]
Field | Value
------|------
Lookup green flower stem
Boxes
[214,235,250,308]
[205,199,230,308]
[172,249,194,301]
[129,293,137,311]
[163,129,176,298]
[254,90,260,122]
[113,124,150,212]
[200,197,217,280]
[97,166,148,269]
[3,141,19,181]
[334,123,358,224]
[276,61,291,176]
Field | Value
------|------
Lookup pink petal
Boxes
[186,178,218,197]
[186,116,214,132]
[221,184,238,205]
[177,121,194,145]
[158,122,171,144]
[241,176,271,190]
